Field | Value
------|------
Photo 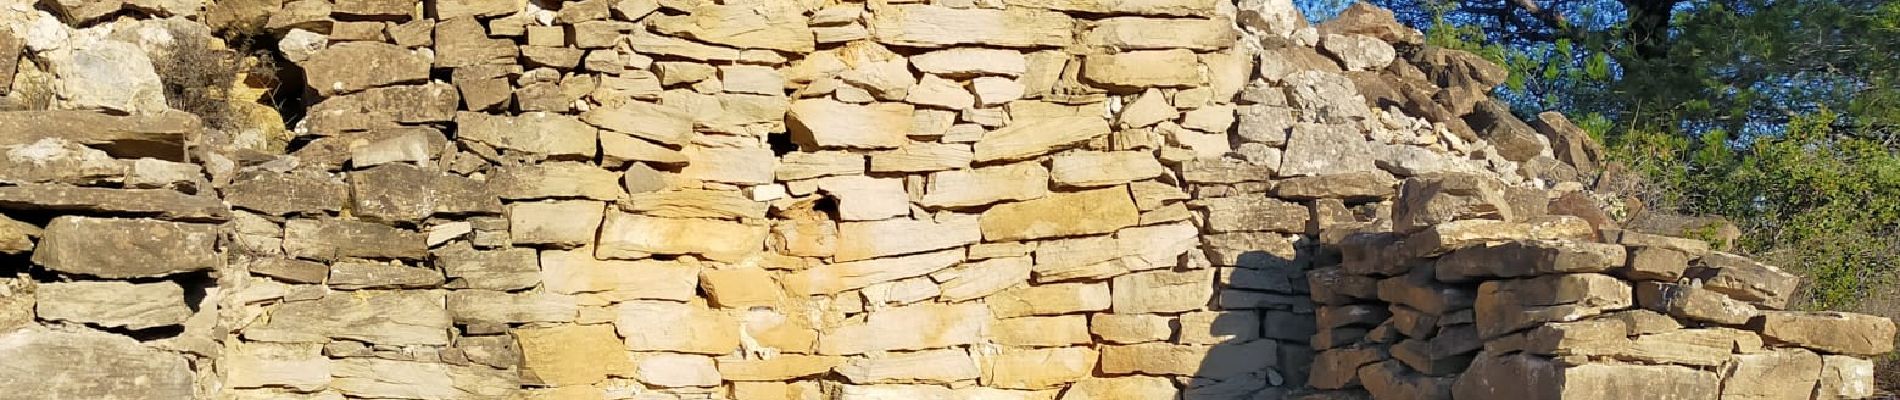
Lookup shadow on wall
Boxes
[1180,247,1325,399]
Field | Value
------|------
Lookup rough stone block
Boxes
[513,324,634,387]
[1749,311,1897,356]
[35,281,190,329]
[33,216,221,278]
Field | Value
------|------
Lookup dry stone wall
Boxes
[0,0,1891,399]
[1306,176,1899,400]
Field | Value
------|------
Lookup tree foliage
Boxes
[1294,0,1900,309]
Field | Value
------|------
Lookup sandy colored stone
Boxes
[1816,355,1876,400]
[990,315,1092,347]
[434,243,540,291]
[1697,252,1801,309]
[330,358,516,399]
[223,342,331,391]
[486,163,621,201]
[1177,310,1263,345]
[597,211,766,262]
[937,256,1033,302]
[1749,311,1897,356]
[1272,171,1399,200]
[243,290,450,346]
[582,101,693,147]
[1111,268,1215,313]
[836,348,980,384]
[680,146,777,185]
[1029,235,1126,281]
[920,162,1051,208]
[1435,240,1626,282]
[1082,50,1206,89]
[777,151,866,181]
[717,354,844,381]
[870,4,1075,48]
[636,353,722,387]
[1006,0,1218,16]
[601,132,688,166]
[700,268,781,308]
[1049,150,1165,187]
[1058,377,1177,400]
[619,189,767,220]
[349,164,439,223]
[1099,340,1276,379]
[1636,282,1757,325]
[973,116,1112,162]
[819,303,989,355]
[911,48,1028,77]
[649,3,814,52]
[614,301,741,354]
[869,142,974,173]
[720,65,785,95]
[0,328,194,399]
[834,384,1058,399]
[1319,33,1396,71]
[1091,313,1174,344]
[988,283,1112,318]
[1029,235,1158,282]
[1475,273,1634,339]
[983,347,1098,389]
[247,258,328,284]
[1720,348,1823,399]
[981,187,1139,241]
[810,175,910,221]
[508,200,604,247]
[302,42,430,96]
[539,248,700,302]
[972,76,1026,106]
[36,281,190,329]
[0,184,229,222]
[1401,218,1596,259]
[1083,17,1235,50]
[834,216,981,262]
[455,112,598,158]
[514,324,633,387]
[785,249,963,296]
[1199,196,1310,233]
[788,99,914,149]
[446,290,577,325]
[328,260,445,289]
[300,83,462,134]
[1625,246,1693,281]
[434,0,517,18]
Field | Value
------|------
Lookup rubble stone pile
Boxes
[0,0,1889,398]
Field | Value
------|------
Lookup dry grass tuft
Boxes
[152,31,244,130]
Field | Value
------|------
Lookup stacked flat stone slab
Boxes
[1302,171,1895,400]
[0,0,1890,399]
[0,110,213,399]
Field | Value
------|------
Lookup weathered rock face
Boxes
[0,1,1887,399]
[0,328,194,399]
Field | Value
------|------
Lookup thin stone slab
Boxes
[0,184,229,222]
